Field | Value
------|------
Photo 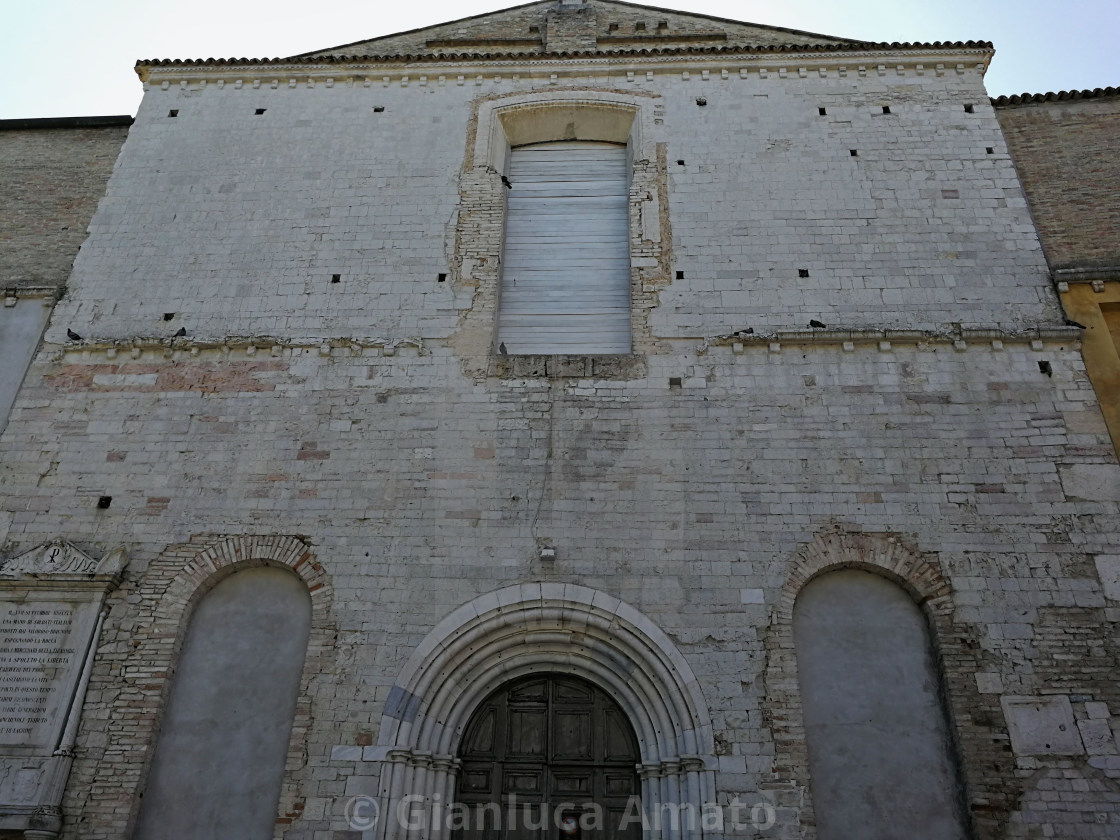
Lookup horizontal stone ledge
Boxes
[48,336,427,363]
[2,287,61,303]
[1053,266,1120,284]
[695,325,1083,353]
[44,325,1081,367]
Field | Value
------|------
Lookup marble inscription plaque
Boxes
[0,601,95,748]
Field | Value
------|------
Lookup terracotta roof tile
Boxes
[992,87,1119,106]
[136,40,994,73]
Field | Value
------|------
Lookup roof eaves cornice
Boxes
[136,39,994,78]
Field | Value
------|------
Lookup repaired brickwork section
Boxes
[59,535,334,840]
[44,360,287,393]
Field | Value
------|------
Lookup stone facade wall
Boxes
[6,337,1117,839]
[304,0,849,59]
[0,120,130,291]
[50,62,1049,344]
[996,91,1120,273]
[1,33,1119,840]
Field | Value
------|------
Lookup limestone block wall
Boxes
[1,45,1117,840]
[49,57,1055,346]
[1,337,1117,839]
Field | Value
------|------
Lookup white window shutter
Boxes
[498,141,631,354]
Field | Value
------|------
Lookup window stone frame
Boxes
[449,87,671,379]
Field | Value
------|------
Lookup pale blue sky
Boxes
[1,0,1116,119]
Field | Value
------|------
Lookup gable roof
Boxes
[292,0,870,60]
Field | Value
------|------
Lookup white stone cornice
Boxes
[139,46,992,88]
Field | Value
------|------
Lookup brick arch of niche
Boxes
[62,535,333,840]
[763,530,991,839]
[449,87,672,374]
[373,582,716,840]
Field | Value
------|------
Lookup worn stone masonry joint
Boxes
[2,286,59,305]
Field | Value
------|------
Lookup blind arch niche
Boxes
[133,566,312,840]
[498,141,631,354]
[793,569,968,840]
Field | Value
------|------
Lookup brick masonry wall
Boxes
[996,93,1120,272]
[2,43,1119,840]
[0,125,129,291]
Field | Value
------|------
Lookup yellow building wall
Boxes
[1062,281,1120,453]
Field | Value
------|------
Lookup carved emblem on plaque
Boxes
[0,541,126,578]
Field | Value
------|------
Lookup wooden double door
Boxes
[456,675,641,840]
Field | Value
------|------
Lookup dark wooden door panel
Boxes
[510,709,548,758]
[456,676,640,840]
[552,710,593,760]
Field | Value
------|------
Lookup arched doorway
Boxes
[375,583,714,840]
[456,675,640,840]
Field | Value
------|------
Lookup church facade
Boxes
[1,2,1119,838]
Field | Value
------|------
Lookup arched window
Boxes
[793,569,968,840]
[133,567,312,839]
[456,675,640,840]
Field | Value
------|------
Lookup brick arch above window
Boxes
[776,530,955,623]
[762,530,1001,838]
[153,534,330,625]
[62,534,334,839]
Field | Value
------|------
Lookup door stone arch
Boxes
[374,583,715,840]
